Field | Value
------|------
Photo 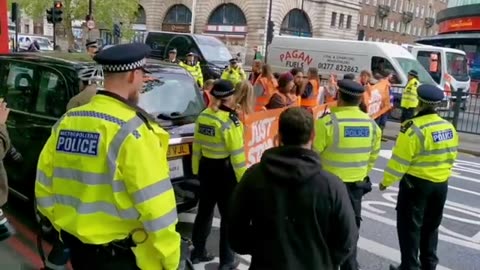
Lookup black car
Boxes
[0,52,202,217]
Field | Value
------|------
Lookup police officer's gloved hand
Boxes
[7,146,23,162]
[362,176,373,195]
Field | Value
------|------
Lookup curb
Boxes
[383,134,480,157]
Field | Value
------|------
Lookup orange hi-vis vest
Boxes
[203,91,212,107]
[301,79,320,108]
[255,76,278,111]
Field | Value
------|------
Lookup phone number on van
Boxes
[318,63,359,73]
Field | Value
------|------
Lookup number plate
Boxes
[167,144,190,158]
[169,159,184,179]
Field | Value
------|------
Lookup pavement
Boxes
[2,140,480,270]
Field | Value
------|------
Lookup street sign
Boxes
[87,20,95,30]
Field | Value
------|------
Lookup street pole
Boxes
[264,0,273,63]
[190,0,196,34]
[300,0,305,37]
[88,0,93,40]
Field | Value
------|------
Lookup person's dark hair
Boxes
[273,72,281,80]
[344,73,355,80]
[290,68,303,76]
[339,91,362,106]
[279,107,314,146]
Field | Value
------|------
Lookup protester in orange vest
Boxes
[266,72,295,109]
[202,79,216,107]
[358,70,373,113]
[249,60,263,85]
[374,70,393,140]
[234,80,256,121]
[290,68,305,106]
[301,67,320,108]
[325,74,338,103]
[254,64,278,111]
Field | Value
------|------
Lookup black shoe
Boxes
[0,208,15,242]
[219,257,240,270]
[190,249,215,264]
[389,264,400,270]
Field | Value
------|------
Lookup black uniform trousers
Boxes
[59,231,139,270]
[401,108,415,123]
[396,175,448,270]
[192,157,237,266]
[340,178,372,270]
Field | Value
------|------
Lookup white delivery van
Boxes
[267,36,440,119]
[403,44,470,105]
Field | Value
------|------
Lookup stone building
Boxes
[357,0,448,44]
[139,0,361,65]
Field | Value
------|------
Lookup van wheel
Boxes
[33,198,54,236]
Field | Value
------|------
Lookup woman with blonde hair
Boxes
[253,64,278,111]
[234,80,256,120]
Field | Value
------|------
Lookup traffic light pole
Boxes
[264,0,273,63]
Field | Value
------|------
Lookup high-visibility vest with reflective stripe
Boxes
[255,76,278,111]
[401,77,419,108]
[301,79,320,107]
[180,61,204,87]
[35,93,180,270]
[192,107,247,181]
[313,106,382,182]
[221,67,246,86]
[383,113,459,186]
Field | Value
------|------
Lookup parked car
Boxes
[17,35,54,51]
[0,52,202,223]
[145,31,232,80]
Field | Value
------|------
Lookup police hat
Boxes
[337,79,365,96]
[94,43,151,73]
[211,79,236,99]
[86,40,97,48]
[417,84,444,105]
[187,52,196,57]
[408,70,418,77]
[169,48,177,53]
[229,58,238,64]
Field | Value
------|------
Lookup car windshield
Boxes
[194,35,232,63]
[33,38,51,47]
[446,52,469,81]
[138,72,205,122]
[394,57,437,85]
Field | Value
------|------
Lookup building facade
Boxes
[358,0,448,44]
[139,0,361,65]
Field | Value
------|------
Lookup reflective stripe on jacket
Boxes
[383,113,459,187]
[313,106,382,182]
[192,107,247,181]
[221,67,246,86]
[301,79,320,107]
[401,78,419,108]
[35,93,181,270]
[180,61,204,88]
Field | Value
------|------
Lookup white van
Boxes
[18,35,54,51]
[267,36,440,119]
[403,44,470,103]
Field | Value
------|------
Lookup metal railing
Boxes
[438,90,480,134]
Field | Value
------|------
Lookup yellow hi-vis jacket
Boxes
[35,92,180,270]
[180,61,204,87]
[401,77,420,109]
[192,107,247,181]
[313,106,382,182]
[221,67,247,87]
[382,112,459,187]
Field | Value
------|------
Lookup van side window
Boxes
[167,36,192,60]
[4,62,35,112]
[417,51,442,84]
[35,70,67,117]
[146,33,174,59]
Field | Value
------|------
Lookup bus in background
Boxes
[0,0,9,54]
[403,44,470,109]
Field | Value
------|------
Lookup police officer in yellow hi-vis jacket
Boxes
[380,84,459,270]
[313,79,381,270]
[35,43,180,270]
[179,52,204,87]
[191,79,246,270]
[221,58,246,87]
[401,70,420,123]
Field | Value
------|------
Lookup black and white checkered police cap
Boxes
[93,43,151,73]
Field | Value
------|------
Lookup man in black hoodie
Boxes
[228,107,358,270]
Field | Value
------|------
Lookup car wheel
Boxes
[33,198,54,236]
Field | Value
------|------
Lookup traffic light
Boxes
[267,20,275,45]
[114,23,122,38]
[46,8,53,24]
[11,3,19,23]
[53,1,63,23]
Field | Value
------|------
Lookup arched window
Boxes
[208,4,246,25]
[135,5,146,25]
[164,4,192,24]
[280,9,312,37]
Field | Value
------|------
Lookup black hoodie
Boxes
[228,146,358,270]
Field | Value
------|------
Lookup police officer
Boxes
[313,79,381,270]
[380,84,459,270]
[221,58,246,87]
[35,43,181,270]
[401,70,420,122]
[179,52,204,87]
[168,48,179,64]
[85,40,98,58]
[191,80,247,270]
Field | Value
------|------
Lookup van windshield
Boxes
[194,35,232,63]
[446,52,469,82]
[394,58,437,85]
